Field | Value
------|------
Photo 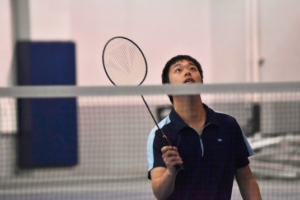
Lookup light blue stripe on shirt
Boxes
[240,127,254,156]
[147,116,171,171]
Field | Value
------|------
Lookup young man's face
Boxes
[168,59,202,84]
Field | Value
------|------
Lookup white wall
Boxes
[260,0,300,82]
[29,0,71,40]
[70,0,212,85]
[0,0,212,87]
[0,0,300,87]
[210,0,300,83]
[0,0,13,86]
[210,0,247,83]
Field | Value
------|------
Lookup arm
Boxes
[151,146,183,200]
[235,165,262,200]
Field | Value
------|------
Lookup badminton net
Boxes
[0,82,300,200]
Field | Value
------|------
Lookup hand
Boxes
[161,146,183,175]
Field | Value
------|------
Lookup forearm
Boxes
[236,165,262,200]
[152,169,176,200]
[238,177,262,200]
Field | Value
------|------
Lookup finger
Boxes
[162,153,181,162]
[166,151,179,157]
[162,151,179,160]
[164,158,183,166]
[161,146,173,153]
[171,146,178,151]
[169,159,183,165]
[166,157,182,163]
[161,146,179,153]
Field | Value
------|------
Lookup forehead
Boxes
[171,59,195,68]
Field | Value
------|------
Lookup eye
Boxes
[190,67,197,71]
[175,68,182,72]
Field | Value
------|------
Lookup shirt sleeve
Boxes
[147,129,167,179]
[234,120,254,169]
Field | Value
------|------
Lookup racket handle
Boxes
[161,135,184,172]
[175,163,184,172]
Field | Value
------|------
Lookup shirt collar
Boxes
[169,103,220,133]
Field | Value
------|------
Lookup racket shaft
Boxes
[141,95,184,172]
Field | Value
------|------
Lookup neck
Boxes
[173,95,206,125]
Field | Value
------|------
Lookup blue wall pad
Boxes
[16,42,78,168]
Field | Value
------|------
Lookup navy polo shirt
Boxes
[147,104,254,200]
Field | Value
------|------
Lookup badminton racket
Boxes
[102,36,184,172]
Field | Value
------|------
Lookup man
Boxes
[147,55,262,200]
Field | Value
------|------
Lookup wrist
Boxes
[165,168,177,177]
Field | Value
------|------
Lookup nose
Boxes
[185,71,191,77]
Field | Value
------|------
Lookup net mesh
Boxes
[0,83,300,200]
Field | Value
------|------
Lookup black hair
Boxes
[161,55,203,104]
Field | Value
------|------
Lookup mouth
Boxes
[184,78,195,84]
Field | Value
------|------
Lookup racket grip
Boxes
[175,164,184,172]
[162,135,184,172]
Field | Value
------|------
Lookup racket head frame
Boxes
[102,36,148,86]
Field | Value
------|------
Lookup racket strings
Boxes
[103,38,147,86]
